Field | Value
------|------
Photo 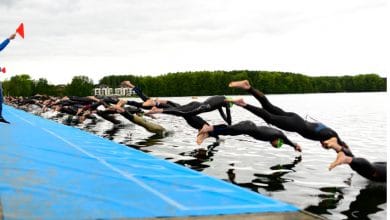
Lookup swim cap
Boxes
[276,138,284,148]
[225,97,234,107]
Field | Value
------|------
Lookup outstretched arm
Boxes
[280,135,301,152]
[0,39,10,51]
[0,34,16,51]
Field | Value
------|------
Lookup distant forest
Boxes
[99,71,387,97]
[2,71,387,97]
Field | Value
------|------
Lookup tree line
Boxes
[2,71,386,97]
[2,75,94,97]
[99,71,386,97]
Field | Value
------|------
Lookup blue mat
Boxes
[0,105,298,219]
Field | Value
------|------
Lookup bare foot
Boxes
[196,132,209,145]
[228,98,246,107]
[146,106,163,115]
[321,137,342,152]
[329,151,352,171]
[155,98,167,105]
[199,124,214,134]
[121,81,134,88]
[108,105,124,113]
[196,124,214,145]
[228,80,251,90]
[143,99,156,107]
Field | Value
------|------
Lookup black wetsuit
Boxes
[133,86,149,102]
[350,159,386,182]
[129,86,210,130]
[160,95,232,125]
[96,109,122,124]
[126,86,153,109]
[243,87,353,156]
[59,106,79,115]
[208,120,296,148]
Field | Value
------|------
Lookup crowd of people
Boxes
[1,79,386,182]
[1,30,386,183]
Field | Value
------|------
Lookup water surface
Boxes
[69,92,387,219]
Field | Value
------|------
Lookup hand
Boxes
[9,33,16,40]
[294,144,302,152]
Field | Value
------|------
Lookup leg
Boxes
[217,106,232,125]
[249,88,286,115]
[149,102,202,116]
[350,158,386,182]
[244,104,305,132]
[156,96,226,117]
[96,110,122,124]
[121,80,135,89]
[229,80,287,115]
[196,124,212,145]
[183,115,208,130]
[132,86,150,101]
[102,96,120,105]
[197,121,257,145]
[121,112,166,135]
[211,121,257,136]
[184,96,228,123]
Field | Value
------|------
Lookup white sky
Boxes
[0,0,388,85]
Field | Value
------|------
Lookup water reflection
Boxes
[30,93,387,219]
[134,133,167,147]
[120,133,167,154]
[102,124,125,140]
[175,141,221,172]
[305,187,345,215]
[83,118,99,131]
[342,182,386,219]
[304,181,386,219]
[227,156,302,192]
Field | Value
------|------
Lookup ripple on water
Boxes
[38,92,386,220]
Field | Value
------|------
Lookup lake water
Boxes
[63,92,386,219]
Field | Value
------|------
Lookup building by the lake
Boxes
[93,85,133,97]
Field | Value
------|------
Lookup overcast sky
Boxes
[0,0,388,84]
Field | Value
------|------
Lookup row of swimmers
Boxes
[4,79,386,182]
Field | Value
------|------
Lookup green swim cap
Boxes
[225,97,234,107]
[276,138,284,148]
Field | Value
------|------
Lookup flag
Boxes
[16,23,25,39]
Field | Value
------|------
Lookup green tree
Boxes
[32,78,56,95]
[95,71,386,97]
[5,74,34,96]
[65,75,94,96]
